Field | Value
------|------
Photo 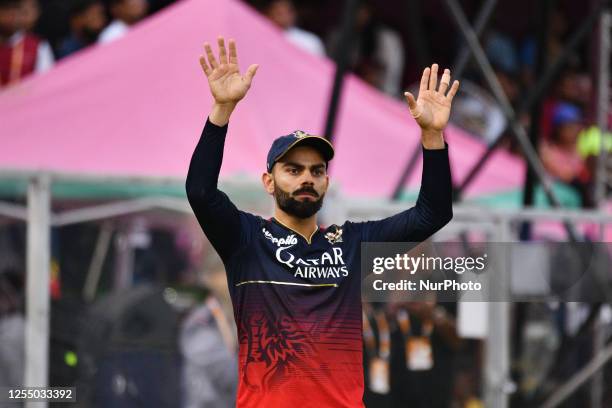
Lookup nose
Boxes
[298,172,315,185]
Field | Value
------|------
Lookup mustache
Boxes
[292,187,319,198]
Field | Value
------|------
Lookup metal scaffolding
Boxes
[0,171,611,408]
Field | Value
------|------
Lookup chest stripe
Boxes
[235,280,338,288]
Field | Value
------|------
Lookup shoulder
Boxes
[246,213,266,227]
[287,27,318,41]
[286,27,325,55]
[238,212,267,236]
[99,21,128,43]
[22,32,41,47]
[57,36,82,57]
[377,27,403,49]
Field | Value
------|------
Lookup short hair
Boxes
[68,0,101,17]
[0,0,23,9]
[254,0,292,13]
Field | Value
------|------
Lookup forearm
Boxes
[421,129,445,150]
[414,142,453,226]
[186,116,228,199]
[209,102,237,127]
[186,116,246,261]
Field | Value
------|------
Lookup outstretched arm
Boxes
[362,64,459,242]
[186,37,259,262]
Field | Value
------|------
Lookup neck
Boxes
[558,140,576,150]
[274,208,318,242]
[116,17,132,25]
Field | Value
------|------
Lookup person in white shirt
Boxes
[327,0,404,97]
[98,0,147,44]
[19,0,52,71]
[261,0,325,57]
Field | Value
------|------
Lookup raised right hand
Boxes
[200,36,259,105]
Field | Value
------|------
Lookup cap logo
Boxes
[293,130,309,139]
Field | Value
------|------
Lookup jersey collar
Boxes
[271,217,319,245]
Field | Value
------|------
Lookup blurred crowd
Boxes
[0,0,150,84]
[2,0,610,208]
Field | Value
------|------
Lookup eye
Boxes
[287,167,299,175]
[313,168,324,176]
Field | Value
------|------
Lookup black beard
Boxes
[274,185,324,219]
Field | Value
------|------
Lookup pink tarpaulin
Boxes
[0,0,524,198]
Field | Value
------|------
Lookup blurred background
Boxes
[0,0,611,407]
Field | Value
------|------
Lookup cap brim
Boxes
[275,136,335,163]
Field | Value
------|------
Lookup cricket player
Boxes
[186,36,459,407]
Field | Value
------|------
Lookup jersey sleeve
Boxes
[185,118,255,263]
[358,144,453,242]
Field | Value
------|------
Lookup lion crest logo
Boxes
[325,227,343,244]
[292,130,311,139]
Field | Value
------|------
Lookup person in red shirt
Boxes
[0,0,53,88]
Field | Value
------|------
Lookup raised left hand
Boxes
[404,64,459,133]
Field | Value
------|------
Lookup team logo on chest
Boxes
[325,227,343,244]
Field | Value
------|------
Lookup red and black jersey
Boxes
[186,119,452,407]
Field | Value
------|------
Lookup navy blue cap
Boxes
[266,130,335,172]
[552,102,582,127]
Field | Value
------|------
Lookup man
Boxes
[180,295,238,408]
[97,0,147,44]
[186,37,458,407]
[57,0,106,58]
[326,0,404,97]
[0,0,53,88]
[260,0,325,57]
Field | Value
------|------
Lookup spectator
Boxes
[538,68,590,141]
[0,0,53,88]
[484,29,519,78]
[540,103,590,204]
[327,0,404,97]
[520,10,574,88]
[18,0,53,70]
[389,301,460,408]
[260,0,325,57]
[57,0,106,58]
[98,0,147,44]
[180,296,237,408]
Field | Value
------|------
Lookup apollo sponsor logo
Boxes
[262,228,298,247]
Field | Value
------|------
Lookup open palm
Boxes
[404,64,460,132]
[199,37,258,105]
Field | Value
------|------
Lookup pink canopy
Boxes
[0,0,524,198]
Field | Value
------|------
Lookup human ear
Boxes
[261,172,275,195]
